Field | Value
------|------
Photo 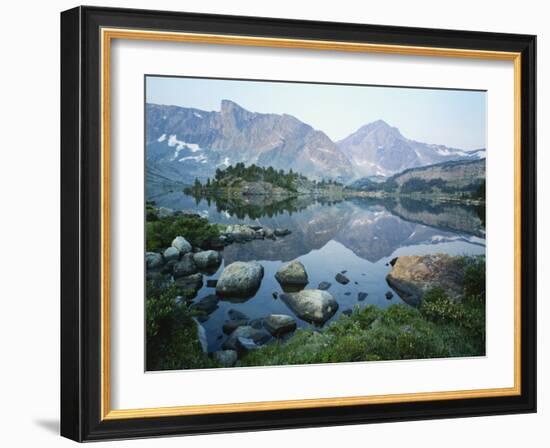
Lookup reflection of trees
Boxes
[189,190,345,220]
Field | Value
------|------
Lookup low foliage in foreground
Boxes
[146,213,220,252]
[241,256,486,367]
[146,283,218,371]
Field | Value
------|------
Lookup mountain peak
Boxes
[220,99,247,114]
[358,119,401,136]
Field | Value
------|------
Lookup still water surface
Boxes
[150,189,485,352]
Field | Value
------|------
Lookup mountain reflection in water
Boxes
[148,187,485,352]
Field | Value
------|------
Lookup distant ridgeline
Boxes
[348,158,486,201]
[145,100,485,186]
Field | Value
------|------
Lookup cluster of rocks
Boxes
[146,235,223,297]
[220,224,291,244]
[212,309,298,367]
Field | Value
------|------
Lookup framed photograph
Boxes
[60,6,536,442]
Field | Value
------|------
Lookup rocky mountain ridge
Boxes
[146,100,484,185]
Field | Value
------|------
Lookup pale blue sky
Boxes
[146,76,486,150]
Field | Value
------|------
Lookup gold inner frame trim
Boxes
[100,27,522,421]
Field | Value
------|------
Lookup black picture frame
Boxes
[61,5,536,442]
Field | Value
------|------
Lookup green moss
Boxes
[146,214,220,251]
[146,283,218,371]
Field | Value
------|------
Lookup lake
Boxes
[148,187,486,353]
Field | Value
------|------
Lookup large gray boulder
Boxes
[163,246,180,262]
[386,254,467,304]
[280,289,339,324]
[214,350,238,367]
[145,252,163,270]
[193,250,222,269]
[216,261,264,298]
[264,314,296,336]
[172,236,192,254]
[275,260,308,287]
[222,325,271,351]
[173,253,197,278]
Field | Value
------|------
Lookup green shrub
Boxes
[146,214,220,251]
[146,283,217,371]
[420,288,465,323]
[463,256,486,299]
[145,202,159,221]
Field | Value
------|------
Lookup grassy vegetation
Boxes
[146,212,221,252]
[241,256,485,367]
[146,283,218,371]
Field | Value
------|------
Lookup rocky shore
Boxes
[146,205,485,370]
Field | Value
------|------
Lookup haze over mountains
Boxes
[146,100,485,185]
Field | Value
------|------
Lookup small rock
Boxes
[145,252,163,270]
[354,281,358,285]
[214,350,238,367]
[228,309,249,321]
[264,228,275,239]
[162,259,177,274]
[206,279,218,288]
[223,326,271,351]
[222,319,249,334]
[341,270,348,274]
[272,291,279,299]
[335,273,350,285]
[236,337,260,351]
[172,236,192,254]
[173,253,198,278]
[174,273,203,295]
[318,281,332,290]
[275,260,308,287]
[254,229,265,239]
[264,314,296,336]
[344,292,351,296]
[385,291,394,300]
[205,237,225,250]
[193,250,222,269]
[274,228,291,237]
[249,318,264,330]
[190,294,219,315]
[358,292,368,301]
[163,246,180,262]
